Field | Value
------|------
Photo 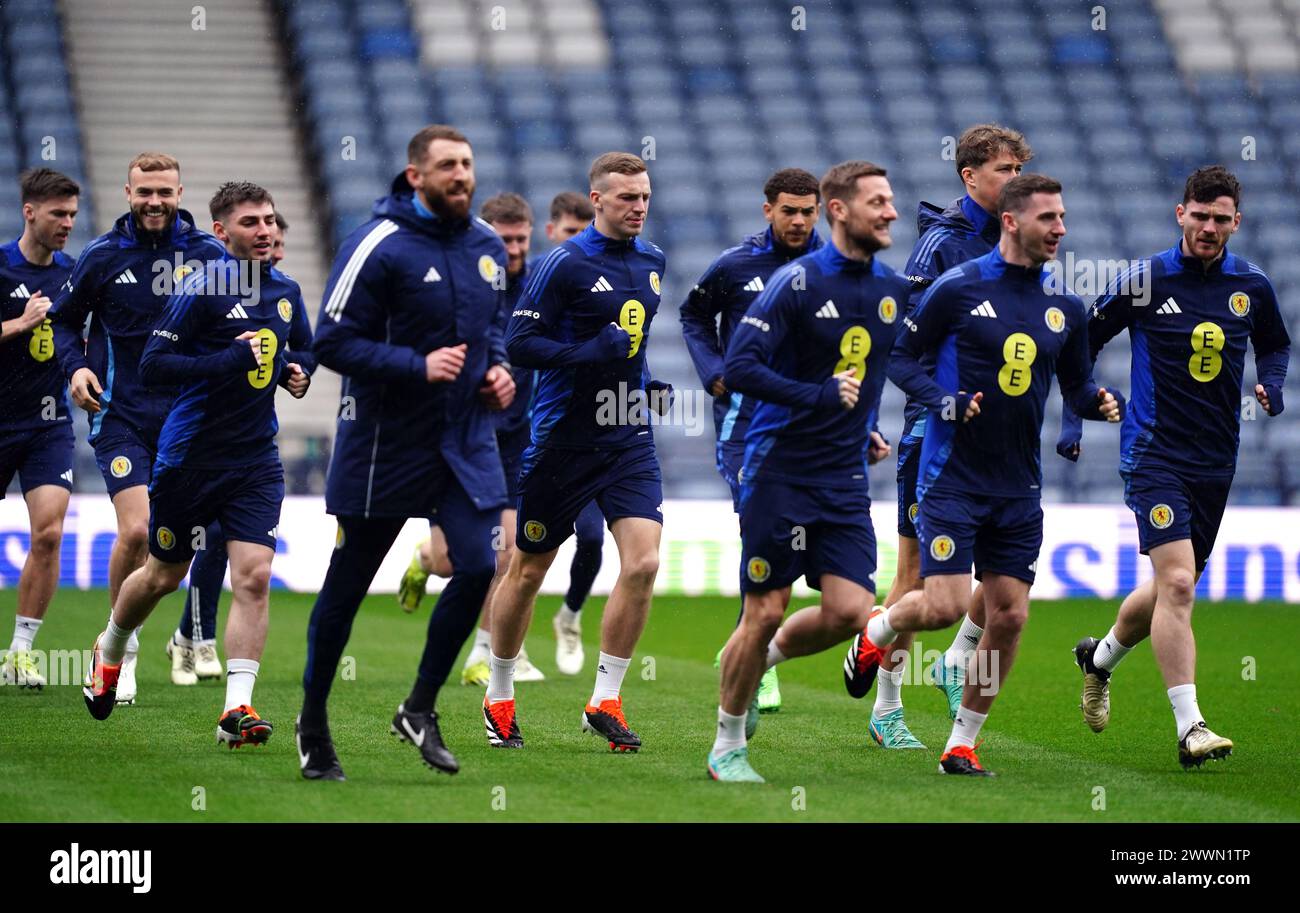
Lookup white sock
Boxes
[11,615,42,653]
[486,651,516,703]
[1093,627,1132,673]
[712,706,747,755]
[590,651,630,706]
[559,604,581,627]
[866,607,897,647]
[126,626,140,654]
[224,658,259,712]
[944,705,988,753]
[102,619,133,665]
[1167,683,1202,739]
[944,613,984,668]
[764,640,786,670]
[873,666,905,716]
[173,629,194,648]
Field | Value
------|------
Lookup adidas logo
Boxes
[970,301,997,318]
[423,266,441,283]
[743,276,764,293]
[267,526,278,538]
[225,304,250,319]
[815,300,839,319]
[590,276,613,293]
[1156,297,1182,315]
[60,469,73,483]
[9,283,30,298]
[114,269,138,285]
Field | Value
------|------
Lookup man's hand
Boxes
[2,292,51,341]
[710,376,728,397]
[236,329,264,367]
[479,363,516,411]
[595,322,632,360]
[1097,387,1121,423]
[285,363,310,398]
[867,429,891,465]
[16,292,50,332]
[1256,382,1284,416]
[834,367,860,410]
[69,366,103,414]
[426,343,467,383]
[647,379,674,416]
[962,391,983,423]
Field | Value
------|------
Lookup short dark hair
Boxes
[1183,165,1241,208]
[407,124,470,166]
[480,192,534,226]
[20,168,80,204]
[209,181,275,223]
[550,190,594,223]
[819,160,887,210]
[589,151,647,189]
[956,124,1033,180]
[763,167,820,203]
[997,173,1062,216]
[274,211,289,232]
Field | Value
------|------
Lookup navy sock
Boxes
[180,522,226,641]
[565,539,603,610]
[301,515,405,731]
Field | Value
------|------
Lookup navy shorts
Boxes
[1122,465,1232,574]
[574,498,606,544]
[148,460,284,563]
[895,433,922,538]
[515,443,661,553]
[738,478,877,595]
[92,418,156,497]
[917,489,1043,584]
[716,440,744,512]
[497,424,531,503]
[0,422,74,498]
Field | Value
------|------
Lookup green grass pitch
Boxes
[2,588,1297,822]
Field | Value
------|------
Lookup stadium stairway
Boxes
[57,0,338,453]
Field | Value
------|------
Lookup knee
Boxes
[619,549,659,588]
[742,603,784,641]
[823,596,870,632]
[927,595,967,629]
[29,521,63,557]
[986,604,1028,638]
[118,520,150,552]
[1159,568,1196,609]
[509,553,550,590]
[145,562,187,596]
[428,552,454,579]
[232,561,272,598]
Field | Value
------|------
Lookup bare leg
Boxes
[108,486,150,608]
[773,575,875,659]
[16,485,70,623]
[598,517,660,657]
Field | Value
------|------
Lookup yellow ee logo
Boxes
[334,523,345,550]
[1228,291,1250,317]
[746,557,771,583]
[1188,321,1224,382]
[478,255,498,283]
[878,296,897,324]
[998,332,1037,396]
[156,527,176,550]
[833,325,871,378]
[929,535,955,561]
[173,264,195,284]
[247,327,279,389]
[109,456,132,478]
[649,271,660,295]
[523,520,547,542]
[277,297,293,322]
[1149,504,1174,529]
[1044,307,1066,333]
[29,318,54,362]
[619,299,646,358]
[908,503,919,524]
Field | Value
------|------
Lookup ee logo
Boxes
[998,332,1037,396]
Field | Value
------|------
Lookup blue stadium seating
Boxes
[0,1,93,248]
[270,0,1298,502]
